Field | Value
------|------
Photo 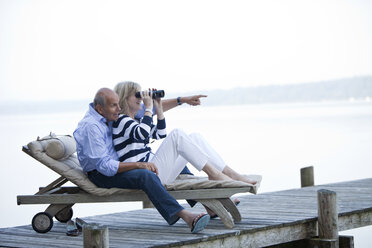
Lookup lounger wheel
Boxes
[55,208,73,223]
[32,212,53,233]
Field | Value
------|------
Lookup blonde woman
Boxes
[113,82,257,184]
[112,81,256,209]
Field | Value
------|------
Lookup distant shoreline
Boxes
[1,76,371,115]
[1,99,371,117]
[168,76,372,106]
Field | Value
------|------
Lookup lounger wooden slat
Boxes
[18,187,252,205]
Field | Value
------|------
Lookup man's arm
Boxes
[77,126,159,176]
[162,95,207,112]
[74,124,120,177]
[117,161,158,175]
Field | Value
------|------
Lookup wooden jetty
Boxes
[1,177,371,247]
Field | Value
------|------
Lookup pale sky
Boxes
[1,0,371,102]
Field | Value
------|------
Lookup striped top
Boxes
[112,115,166,162]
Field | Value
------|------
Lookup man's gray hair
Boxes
[94,89,108,107]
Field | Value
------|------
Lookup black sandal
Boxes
[66,220,79,236]
[191,213,210,234]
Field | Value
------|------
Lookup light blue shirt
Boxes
[73,103,119,177]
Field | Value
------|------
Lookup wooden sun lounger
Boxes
[17,136,258,234]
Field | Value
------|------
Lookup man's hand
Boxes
[182,95,207,106]
[138,162,159,175]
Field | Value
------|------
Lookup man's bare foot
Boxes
[178,210,208,229]
[190,213,210,233]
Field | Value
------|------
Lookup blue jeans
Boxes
[88,169,184,225]
[180,166,193,175]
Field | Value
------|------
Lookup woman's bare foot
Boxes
[222,166,257,185]
[233,174,257,184]
[203,164,233,181]
[208,172,233,181]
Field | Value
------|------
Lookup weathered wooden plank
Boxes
[2,178,372,248]
[338,209,372,231]
[173,221,318,248]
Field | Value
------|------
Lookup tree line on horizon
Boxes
[192,76,372,106]
[2,76,372,115]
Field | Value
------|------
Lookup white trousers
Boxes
[150,128,226,185]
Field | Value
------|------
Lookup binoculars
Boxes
[135,90,165,99]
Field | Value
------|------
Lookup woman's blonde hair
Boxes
[114,81,141,115]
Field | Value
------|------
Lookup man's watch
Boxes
[177,97,183,105]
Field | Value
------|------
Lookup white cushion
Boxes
[45,135,76,160]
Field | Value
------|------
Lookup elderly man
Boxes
[73,88,210,233]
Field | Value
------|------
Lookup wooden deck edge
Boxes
[157,208,372,248]
[157,221,318,248]
[339,208,372,231]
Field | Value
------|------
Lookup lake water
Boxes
[1,101,371,246]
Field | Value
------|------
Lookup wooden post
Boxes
[317,189,339,248]
[301,166,314,187]
[83,223,109,248]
